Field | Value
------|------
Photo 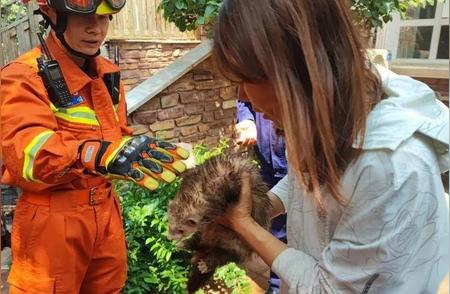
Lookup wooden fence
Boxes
[0,1,197,66]
[0,3,41,67]
[107,0,198,40]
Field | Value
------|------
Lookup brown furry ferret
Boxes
[167,154,272,293]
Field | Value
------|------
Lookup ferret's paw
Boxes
[197,259,210,274]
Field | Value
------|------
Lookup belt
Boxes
[22,183,112,207]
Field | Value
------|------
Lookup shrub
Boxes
[117,179,190,294]
[158,0,436,32]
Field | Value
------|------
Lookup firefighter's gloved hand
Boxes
[80,135,190,190]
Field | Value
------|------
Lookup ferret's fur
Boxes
[167,154,272,293]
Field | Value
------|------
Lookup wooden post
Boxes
[26,2,40,47]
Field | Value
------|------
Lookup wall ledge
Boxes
[126,40,212,114]
[390,63,449,79]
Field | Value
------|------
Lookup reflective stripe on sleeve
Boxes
[22,130,55,182]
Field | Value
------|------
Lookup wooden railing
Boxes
[107,0,198,41]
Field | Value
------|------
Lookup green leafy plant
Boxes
[117,179,191,294]
[158,0,437,33]
[194,263,252,294]
[1,0,27,27]
[193,138,230,165]
[213,262,252,294]
[158,0,221,32]
[352,0,436,30]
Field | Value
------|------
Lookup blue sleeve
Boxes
[237,100,255,123]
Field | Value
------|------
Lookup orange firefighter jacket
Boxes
[0,33,132,193]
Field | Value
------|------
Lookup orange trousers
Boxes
[7,184,127,293]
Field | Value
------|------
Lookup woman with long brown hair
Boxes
[213,0,449,293]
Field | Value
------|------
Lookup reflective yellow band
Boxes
[22,130,54,182]
[52,106,100,126]
[105,136,132,167]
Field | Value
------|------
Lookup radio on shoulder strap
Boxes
[36,33,72,109]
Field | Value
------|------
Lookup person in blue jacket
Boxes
[235,100,287,294]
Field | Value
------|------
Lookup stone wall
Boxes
[129,57,239,147]
[115,40,448,148]
[107,40,199,92]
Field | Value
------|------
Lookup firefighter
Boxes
[0,0,189,292]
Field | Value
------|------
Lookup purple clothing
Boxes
[236,101,288,181]
[237,100,287,292]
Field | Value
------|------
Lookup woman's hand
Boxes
[217,172,288,267]
[234,120,257,147]
[217,172,255,231]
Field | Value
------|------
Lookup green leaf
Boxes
[196,16,206,25]
[204,5,216,18]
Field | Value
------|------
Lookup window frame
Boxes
[375,0,449,73]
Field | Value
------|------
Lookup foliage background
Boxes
[158,0,436,33]
[0,0,27,27]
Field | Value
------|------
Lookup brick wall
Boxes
[107,40,199,92]
[129,57,239,147]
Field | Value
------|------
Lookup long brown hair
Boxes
[213,0,382,211]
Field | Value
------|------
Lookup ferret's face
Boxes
[167,199,202,243]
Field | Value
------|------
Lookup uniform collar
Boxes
[356,65,449,169]
[45,33,119,94]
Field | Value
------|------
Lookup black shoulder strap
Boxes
[103,72,121,105]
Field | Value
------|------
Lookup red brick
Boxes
[142,43,157,49]
[222,99,237,109]
[202,112,214,123]
[131,110,158,125]
[129,124,149,135]
[180,91,202,103]
[202,136,219,147]
[197,132,207,140]
[120,63,138,70]
[193,69,214,81]
[208,128,223,137]
[168,81,195,92]
[207,118,234,129]
[214,109,236,120]
[118,43,143,50]
[122,50,145,59]
[176,115,202,126]
[150,120,175,132]
[138,63,153,69]
[157,107,184,120]
[161,93,180,108]
[198,124,210,132]
[205,101,220,111]
[182,133,199,143]
[220,86,238,100]
[180,126,198,136]
[196,79,231,90]
[185,104,204,115]
[121,69,141,79]
[202,89,220,101]
[155,130,176,140]
[140,97,161,111]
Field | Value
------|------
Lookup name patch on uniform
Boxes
[68,92,85,107]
